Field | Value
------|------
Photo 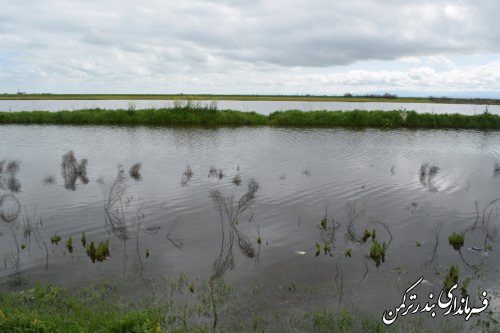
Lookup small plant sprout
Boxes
[21,244,26,250]
[370,240,387,267]
[320,216,328,230]
[323,242,332,256]
[66,237,73,253]
[344,248,352,257]
[145,248,150,258]
[486,244,493,252]
[461,277,471,297]
[448,232,465,251]
[362,229,372,243]
[81,232,86,247]
[315,242,320,257]
[444,265,459,292]
[189,282,195,293]
[50,233,62,245]
[416,240,422,247]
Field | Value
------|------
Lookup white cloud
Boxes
[0,0,499,95]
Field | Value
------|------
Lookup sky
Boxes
[1,0,500,97]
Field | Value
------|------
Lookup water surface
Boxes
[0,124,499,323]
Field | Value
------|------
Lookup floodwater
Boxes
[0,99,499,115]
[0,124,499,327]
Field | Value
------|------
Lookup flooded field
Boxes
[1,124,499,329]
[1,99,499,115]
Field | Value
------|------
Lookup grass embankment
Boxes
[1,107,500,129]
[2,94,500,104]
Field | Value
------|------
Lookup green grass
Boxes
[1,108,500,129]
[1,281,494,332]
[0,284,166,333]
[2,93,500,104]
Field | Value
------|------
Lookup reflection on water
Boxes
[0,124,500,319]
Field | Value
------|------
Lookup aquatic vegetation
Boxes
[0,160,21,193]
[145,248,150,258]
[210,178,259,278]
[81,231,86,247]
[86,240,110,263]
[419,163,440,192]
[43,174,56,185]
[128,163,142,180]
[3,108,500,128]
[181,165,193,186]
[415,240,422,247]
[369,239,387,267]
[448,232,465,251]
[50,233,61,245]
[232,174,241,186]
[344,248,352,257]
[362,229,371,243]
[61,150,88,191]
[494,161,500,175]
[444,265,459,292]
[65,237,73,253]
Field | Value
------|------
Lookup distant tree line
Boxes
[343,92,398,99]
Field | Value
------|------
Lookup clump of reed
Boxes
[129,163,141,180]
[208,166,223,179]
[0,160,21,193]
[181,165,193,186]
[61,151,88,191]
[419,163,440,192]
[86,240,110,263]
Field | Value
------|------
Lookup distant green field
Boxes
[2,93,500,105]
[1,106,499,129]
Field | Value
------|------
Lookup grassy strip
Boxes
[268,110,500,129]
[0,284,167,333]
[0,283,469,333]
[1,108,500,129]
[2,94,500,104]
[0,108,267,127]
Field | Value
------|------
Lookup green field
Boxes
[2,93,500,105]
[1,106,499,129]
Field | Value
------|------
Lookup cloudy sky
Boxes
[1,0,500,96]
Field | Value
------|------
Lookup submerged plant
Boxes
[66,237,73,253]
[0,160,21,193]
[419,163,440,192]
[50,233,61,245]
[362,229,371,243]
[86,240,110,263]
[448,232,465,251]
[210,178,259,278]
[181,165,193,187]
[129,163,142,180]
[369,239,387,267]
[81,231,86,247]
[232,174,241,186]
[444,265,459,292]
[61,151,88,191]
